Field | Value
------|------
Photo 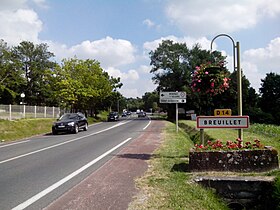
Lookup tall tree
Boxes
[54,58,121,115]
[149,40,226,118]
[259,72,280,124]
[150,40,190,91]
[0,40,25,104]
[12,41,56,105]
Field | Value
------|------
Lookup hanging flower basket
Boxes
[191,63,230,96]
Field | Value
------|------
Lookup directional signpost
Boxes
[160,91,186,132]
[160,91,186,103]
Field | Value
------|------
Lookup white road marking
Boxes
[11,137,133,210]
[0,121,131,165]
[0,140,30,148]
[143,119,151,130]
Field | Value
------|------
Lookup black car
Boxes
[52,113,88,134]
[107,112,119,121]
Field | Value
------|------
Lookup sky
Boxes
[0,0,280,98]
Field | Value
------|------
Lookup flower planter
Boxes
[189,147,279,172]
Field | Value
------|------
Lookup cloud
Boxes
[0,0,27,10]
[32,0,49,9]
[165,0,280,36]
[49,37,136,68]
[241,37,280,91]
[0,0,47,45]
[139,65,151,74]
[105,67,139,82]
[143,35,212,53]
[0,9,42,45]
[143,18,161,31]
[143,19,155,28]
[243,37,280,71]
[120,79,157,98]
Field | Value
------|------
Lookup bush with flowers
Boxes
[191,62,231,96]
[193,138,264,151]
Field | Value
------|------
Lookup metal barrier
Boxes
[0,104,60,120]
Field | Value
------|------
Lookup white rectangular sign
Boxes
[160,91,186,99]
[197,116,249,129]
[160,98,186,103]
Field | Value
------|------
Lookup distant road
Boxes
[0,116,150,210]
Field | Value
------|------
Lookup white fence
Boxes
[0,104,60,120]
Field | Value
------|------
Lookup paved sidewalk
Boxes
[45,120,165,210]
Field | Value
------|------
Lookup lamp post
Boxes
[20,93,25,105]
[210,34,243,140]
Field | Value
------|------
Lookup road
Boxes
[0,116,151,210]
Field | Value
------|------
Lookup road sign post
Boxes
[160,91,186,132]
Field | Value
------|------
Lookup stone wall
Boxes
[189,148,279,172]
[194,176,276,209]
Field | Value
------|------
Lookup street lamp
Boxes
[20,93,25,105]
[210,34,243,139]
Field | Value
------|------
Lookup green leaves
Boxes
[54,58,120,112]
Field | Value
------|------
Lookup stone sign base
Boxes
[189,147,279,172]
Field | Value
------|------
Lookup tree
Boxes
[150,40,191,91]
[142,91,159,112]
[54,58,122,116]
[126,97,144,112]
[149,40,227,118]
[0,40,26,104]
[12,41,56,105]
[259,72,280,124]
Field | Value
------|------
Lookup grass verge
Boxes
[128,121,229,210]
[0,118,55,142]
[0,112,109,142]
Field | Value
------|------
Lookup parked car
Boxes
[107,112,119,121]
[52,112,88,134]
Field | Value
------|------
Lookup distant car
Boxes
[122,112,127,117]
[107,112,119,121]
[52,113,88,135]
[138,112,146,118]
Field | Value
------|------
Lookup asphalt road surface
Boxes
[0,115,151,210]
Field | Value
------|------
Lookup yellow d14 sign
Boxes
[214,109,232,116]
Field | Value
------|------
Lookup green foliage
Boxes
[53,58,121,114]
[142,91,159,112]
[0,39,122,114]
[0,118,55,142]
[126,97,144,111]
[247,123,280,138]
[150,40,191,91]
[12,41,56,106]
[129,121,229,210]
[149,40,228,118]
[0,39,25,104]
[272,177,280,209]
[191,63,230,96]
[259,72,280,125]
